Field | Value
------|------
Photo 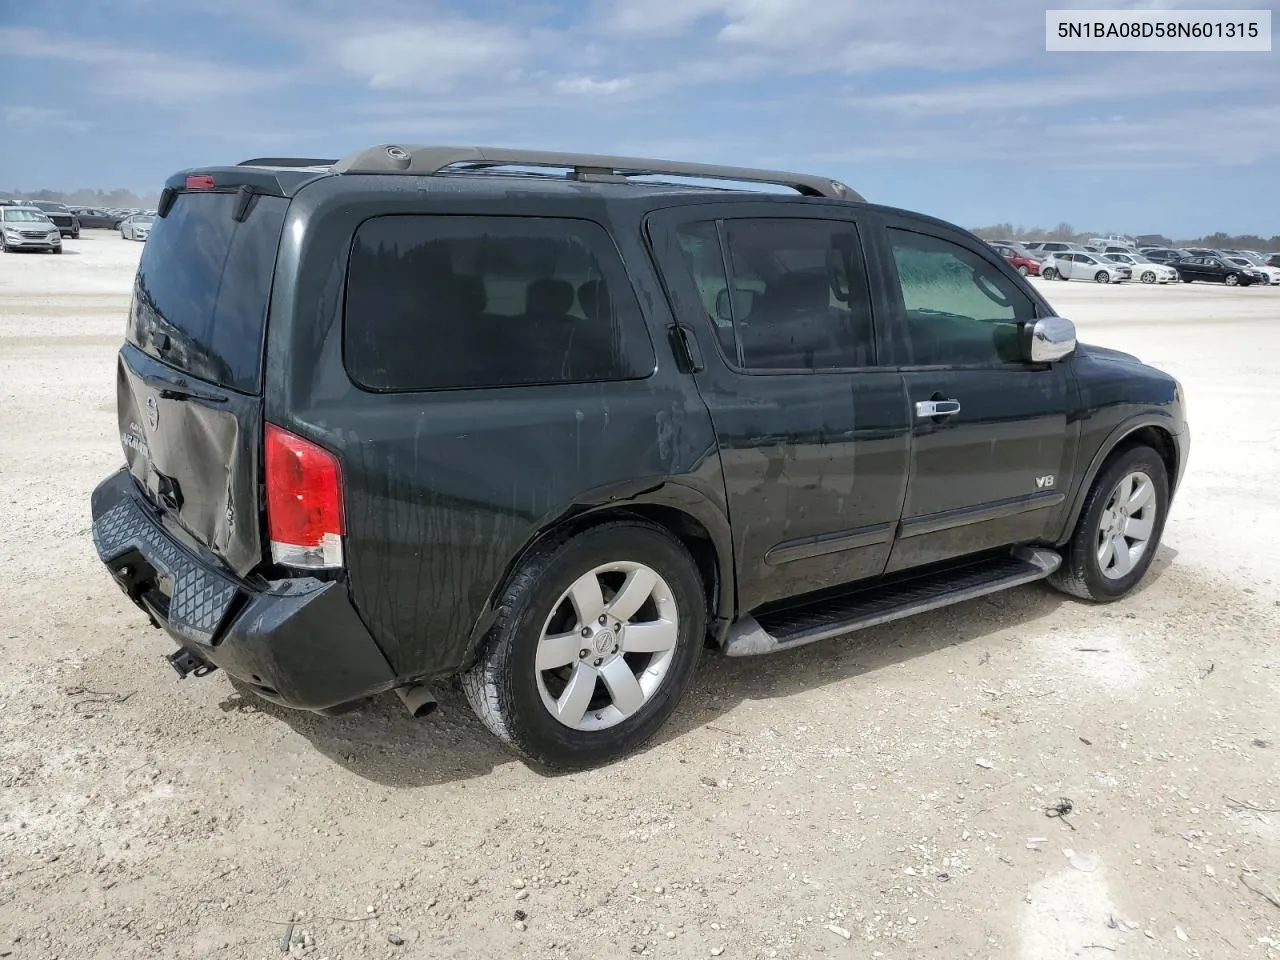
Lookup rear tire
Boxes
[462,520,706,768]
[1017,265,1029,277]
[1049,445,1170,602]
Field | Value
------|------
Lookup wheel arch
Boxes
[1056,417,1181,545]
[460,483,735,669]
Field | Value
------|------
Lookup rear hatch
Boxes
[117,182,290,577]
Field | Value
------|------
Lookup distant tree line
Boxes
[970,222,1280,250]
[2,188,160,208]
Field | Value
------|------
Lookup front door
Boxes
[876,218,1072,572]
[646,204,911,611]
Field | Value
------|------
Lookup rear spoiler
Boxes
[157,165,331,220]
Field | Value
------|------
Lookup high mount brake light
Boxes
[264,423,345,570]
[186,175,215,190]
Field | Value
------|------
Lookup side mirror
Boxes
[1026,316,1076,363]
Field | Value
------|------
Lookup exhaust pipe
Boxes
[395,683,439,718]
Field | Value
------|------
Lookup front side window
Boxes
[671,217,875,370]
[887,227,1035,367]
[343,215,656,392]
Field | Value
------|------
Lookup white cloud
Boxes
[554,75,635,96]
[0,27,296,106]
[332,20,531,90]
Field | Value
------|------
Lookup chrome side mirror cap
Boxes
[1027,316,1077,363]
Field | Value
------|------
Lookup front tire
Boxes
[1050,445,1170,602]
[462,520,706,768]
[1225,273,1239,286]
[1141,271,1156,283]
[1094,271,1111,284]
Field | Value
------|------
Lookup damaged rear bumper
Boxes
[90,467,397,713]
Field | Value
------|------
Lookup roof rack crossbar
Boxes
[330,145,862,201]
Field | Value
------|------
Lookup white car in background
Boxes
[1103,252,1179,284]
[1041,251,1129,283]
[120,214,155,242]
[1225,256,1280,285]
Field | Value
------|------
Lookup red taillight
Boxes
[186,175,215,190]
[264,423,345,569]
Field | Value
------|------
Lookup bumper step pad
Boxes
[93,498,239,645]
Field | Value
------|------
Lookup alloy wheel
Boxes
[1096,471,1158,581]
[534,561,679,732]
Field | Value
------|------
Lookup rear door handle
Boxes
[915,399,961,418]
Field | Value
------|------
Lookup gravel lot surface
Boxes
[1,234,1277,960]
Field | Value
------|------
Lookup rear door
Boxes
[877,217,1071,572]
[117,185,290,576]
[646,203,911,611]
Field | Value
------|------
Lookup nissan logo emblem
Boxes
[146,395,159,430]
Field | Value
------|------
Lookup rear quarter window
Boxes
[342,215,657,392]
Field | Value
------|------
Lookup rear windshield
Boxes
[126,191,288,394]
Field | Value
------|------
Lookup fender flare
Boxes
[1057,413,1181,543]
[460,478,736,666]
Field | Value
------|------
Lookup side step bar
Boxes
[724,547,1061,657]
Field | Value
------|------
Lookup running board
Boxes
[724,547,1061,657]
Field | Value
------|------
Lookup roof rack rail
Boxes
[238,157,338,168]
[331,144,863,201]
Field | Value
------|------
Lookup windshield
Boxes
[2,209,52,223]
[33,202,68,212]
[134,215,156,225]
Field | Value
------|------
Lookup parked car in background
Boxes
[1265,253,1280,268]
[1174,256,1258,286]
[30,201,80,239]
[1140,248,1187,265]
[73,208,126,230]
[989,242,1041,276]
[1035,241,1089,257]
[1043,252,1128,283]
[120,214,156,242]
[0,206,63,253]
[1103,252,1179,284]
[1089,235,1137,249]
[1223,257,1278,285]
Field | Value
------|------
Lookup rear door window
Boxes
[127,192,289,394]
[343,215,656,391]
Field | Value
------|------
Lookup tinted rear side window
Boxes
[126,192,288,394]
[343,215,656,392]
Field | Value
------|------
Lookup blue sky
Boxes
[2,0,1276,236]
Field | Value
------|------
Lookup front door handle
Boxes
[915,399,961,418]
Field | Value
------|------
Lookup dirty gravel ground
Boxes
[1,234,1277,960]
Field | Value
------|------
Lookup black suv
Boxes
[30,201,80,238]
[90,145,1189,767]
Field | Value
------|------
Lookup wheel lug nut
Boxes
[614,623,622,632]
[579,649,589,659]
[599,615,608,625]
[581,627,591,638]
[612,645,619,654]
[593,658,603,667]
